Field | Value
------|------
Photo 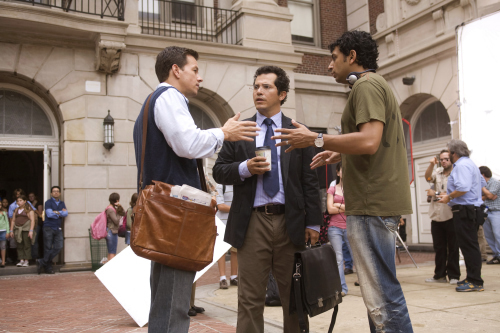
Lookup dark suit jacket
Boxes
[213,113,322,248]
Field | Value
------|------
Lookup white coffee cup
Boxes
[256,146,272,171]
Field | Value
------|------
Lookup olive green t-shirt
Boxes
[341,73,412,216]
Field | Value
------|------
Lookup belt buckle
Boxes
[265,204,273,215]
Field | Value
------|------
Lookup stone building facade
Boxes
[0,0,498,267]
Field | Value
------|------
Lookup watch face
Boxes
[314,138,324,147]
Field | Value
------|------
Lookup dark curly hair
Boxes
[253,66,290,105]
[328,31,379,70]
[155,46,199,83]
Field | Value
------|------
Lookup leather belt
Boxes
[255,204,285,215]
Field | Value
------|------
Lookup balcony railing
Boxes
[139,0,241,45]
[10,0,125,20]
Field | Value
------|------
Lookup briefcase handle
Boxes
[138,91,208,193]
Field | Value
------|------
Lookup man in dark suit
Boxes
[213,66,322,333]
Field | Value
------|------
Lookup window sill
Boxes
[293,44,331,56]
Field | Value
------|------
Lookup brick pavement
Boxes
[0,251,435,333]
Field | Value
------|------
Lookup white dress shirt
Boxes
[154,83,224,159]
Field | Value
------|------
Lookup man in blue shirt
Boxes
[37,186,68,274]
[438,139,486,292]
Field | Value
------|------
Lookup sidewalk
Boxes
[0,252,499,332]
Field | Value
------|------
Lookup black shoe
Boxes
[191,305,205,313]
[354,281,360,286]
[486,257,500,265]
[46,269,55,274]
[230,278,238,286]
[0,264,4,268]
[344,268,354,275]
[188,308,197,316]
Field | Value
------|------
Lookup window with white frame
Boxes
[288,0,319,45]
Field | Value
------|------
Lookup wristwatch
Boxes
[314,133,324,148]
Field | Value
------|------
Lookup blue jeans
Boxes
[483,210,500,257]
[41,226,63,270]
[327,226,353,294]
[105,229,118,254]
[347,215,413,333]
[343,240,353,270]
[125,231,131,245]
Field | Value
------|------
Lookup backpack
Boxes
[117,214,127,238]
[91,206,116,240]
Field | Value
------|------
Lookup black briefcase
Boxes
[290,244,343,333]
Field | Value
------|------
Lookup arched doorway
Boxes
[403,96,451,243]
[0,85,61,265]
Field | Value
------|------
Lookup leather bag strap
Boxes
[139,93,154,190]
[293,266,309,333]
[138,89,209,193]
[327,305,339,333]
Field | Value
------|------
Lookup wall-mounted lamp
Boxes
[103,110,115,150]
[403,76,416,86]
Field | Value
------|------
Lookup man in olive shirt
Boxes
[273,31,413,332]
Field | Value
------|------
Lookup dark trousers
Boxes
[149,261,195,332]
[431,219,460,280]
[452,209,483,285]
[40,227,63,270]
[31,224,41,259]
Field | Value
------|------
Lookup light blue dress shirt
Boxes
[447,157,486,207]
[238,111,285,207]
[237,111,319,232]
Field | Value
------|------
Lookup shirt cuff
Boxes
[238,160,252,181]
[207,128,224,153]
[306,225,320,233]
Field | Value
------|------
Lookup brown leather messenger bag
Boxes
[130,92,217,272]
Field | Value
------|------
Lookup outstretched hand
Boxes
[310,151,341,170]
[221,113,260,142]
[272,120,316,153]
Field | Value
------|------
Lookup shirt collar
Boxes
[157,82,189,104]
[453,156,467,167]
[52,197,60,203]
[256,111,282,128]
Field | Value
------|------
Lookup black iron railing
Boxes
[139,0,241,45]
[11,0,125,20]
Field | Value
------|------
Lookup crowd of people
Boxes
[0,187,67,274]
[424,140,499,292]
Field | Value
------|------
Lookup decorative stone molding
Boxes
[96,40,126,74]
[376,12,387,32]
[385,32,396,58]
[432,9,445,37]
[460,0,473,21]
[405,0,421,5]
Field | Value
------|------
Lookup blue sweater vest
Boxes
[133,86,201,192]
[44,199,67,230]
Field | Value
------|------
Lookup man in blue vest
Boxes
[133,46,259,333]
[37,186,67,274]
